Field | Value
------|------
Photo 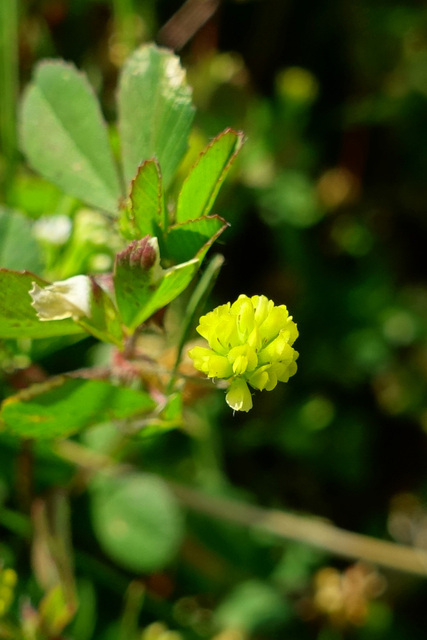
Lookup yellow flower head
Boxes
[188,294,299,412]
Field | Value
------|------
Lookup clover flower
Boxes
[188,294,299,412]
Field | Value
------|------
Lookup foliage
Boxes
[2,2,427,640]
[1,38,247,639]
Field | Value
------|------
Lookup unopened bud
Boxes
[117,236,157,271]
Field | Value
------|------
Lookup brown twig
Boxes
[170,482,427,578]
[55,440,427,579]
[157,0,221,51]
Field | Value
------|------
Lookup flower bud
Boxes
[116,235,158,271]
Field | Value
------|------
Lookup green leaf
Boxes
[0,270,84,339]
[8,169,63,219]
[119,159,165,239]
[128,259,199,330]
[118,44,195,189]
[91,472,184,572]
[215,580,291,633]
[165,215,229,264]
[76,279,124,349]
[39,586,76,637]
[0,207,43,272]
[20,60,122,214]
[175,128,245,224]
[0,378,156,439]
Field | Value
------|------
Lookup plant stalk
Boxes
[0,0,19,197]
[56,439,427,579]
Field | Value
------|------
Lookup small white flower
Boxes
[30,275,92,321]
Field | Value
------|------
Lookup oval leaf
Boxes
[91,472,184,572]
[20,61,122,214]
[215,580,290,633]
[120,159,165,239]
[0,378,156,439]
[175,129,245,224]
[118,45,195,189]
[0,207,43,272]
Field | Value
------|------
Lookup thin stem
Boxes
[16,439,34,513]
[111,0,137,56]
[0,0,19,197]
[119,581,145,640]
[167,253,224,394]
[55,439,427,579]
[170,482,427,579]
[157,0,221,51]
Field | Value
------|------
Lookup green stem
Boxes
[119,581,145,640]
[167,253,224,394]
[111,0,137,54]
[55,439,427,578]
[0,0,19,198]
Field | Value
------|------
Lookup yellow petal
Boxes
[258,336,294,365]
[226,379,253,412]
[228,344,258,373]
[251,294,274,325]
[207,354,233,378]
[248,367,269,391]
[259,306,289,344]
[188,347,232,378]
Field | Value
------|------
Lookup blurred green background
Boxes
[3,0,427,638]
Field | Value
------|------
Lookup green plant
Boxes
[1,43,246,436]
[0,42,250,637]
[2,34,425,640]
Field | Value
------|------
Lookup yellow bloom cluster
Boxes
[188,294,299,411]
